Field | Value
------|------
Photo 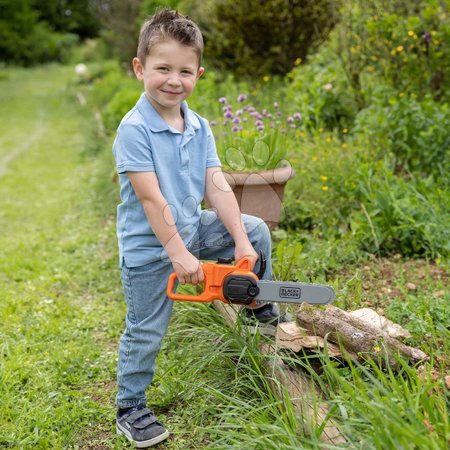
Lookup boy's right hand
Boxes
[171,250,204,286]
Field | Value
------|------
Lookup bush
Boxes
[103,89,141,132]
[333,0,450,106]
[353,93,450,177]
[285,46,357,132]
[195,0,340,79]
[0,0,79,65]
[350,165,449,258]
[90,0,142,68]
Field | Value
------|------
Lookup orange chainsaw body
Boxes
[167,257,258,304]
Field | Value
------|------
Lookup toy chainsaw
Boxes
[167,251,335,306]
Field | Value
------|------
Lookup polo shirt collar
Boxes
[136,93,200,133]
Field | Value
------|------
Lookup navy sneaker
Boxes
[241,303,292,335]
[116,406,169,448]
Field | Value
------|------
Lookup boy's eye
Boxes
[157,67,169,72]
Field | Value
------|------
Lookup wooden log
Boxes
[212,301,346,445]
[296,305,428,368]
[275,322,344,358]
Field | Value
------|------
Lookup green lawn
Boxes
[0,64,448,450]
[0,64,124,448]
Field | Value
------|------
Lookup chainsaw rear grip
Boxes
[167,256,258,303]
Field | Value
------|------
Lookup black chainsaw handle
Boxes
[255,250,266,279]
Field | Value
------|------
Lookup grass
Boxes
[0,64,449,449]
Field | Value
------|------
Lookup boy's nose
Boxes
[167,74,182,86]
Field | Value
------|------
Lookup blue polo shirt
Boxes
[113,93,221,267]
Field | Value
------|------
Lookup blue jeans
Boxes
[116,211,272,408]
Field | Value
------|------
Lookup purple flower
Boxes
[210,120,217,126]
[232,125,239,132]
[255,119,263,127]
[250,111,260,118]
[219,97,227,104]
[287,116,294,123]
[281,129,286,133]
[262,109,267,116]
[222,106,228,112]
[258,125,265,132]
[237,93,247,102]
[232,117,241,124]
[236,109,243,116]
[290,124,296,128]
[248,106,256,112]
[274,102,279,108]
[224,111,234,118]
[293,112,302,120]
[276,111,282,117]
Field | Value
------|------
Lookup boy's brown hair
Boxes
[137,8,204,67]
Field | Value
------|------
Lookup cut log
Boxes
[349,308,411,339]
[275,322,343,357]
[212,301,346,445]
[296,305,428,368]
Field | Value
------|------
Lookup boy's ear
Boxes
[133,57,144,81]
[196,66,205,80]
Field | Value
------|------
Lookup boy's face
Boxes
[133,39,204,116]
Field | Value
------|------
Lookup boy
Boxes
[112,8,290,447]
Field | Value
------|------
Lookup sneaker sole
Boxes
[117,423,170,448]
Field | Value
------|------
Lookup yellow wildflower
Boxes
[343,128,349,134]
[319,128,324,133]
[294,57,302,65]
[341,143,348,148]
[325,137,332,143]
[263,75,270,82]
[367,66,374,72]
[321,176,328,181]
[407,30,414,37]
[322,186,329,191]
[399,92,405,97]
[396,45,404,52]
[374,345,381,353]
[312,155,318,161]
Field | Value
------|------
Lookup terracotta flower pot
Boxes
[223,165,295,229]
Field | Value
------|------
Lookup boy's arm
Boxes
[127,171,204,285]
[205,167,258,268]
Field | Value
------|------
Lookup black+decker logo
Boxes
[279,286,301,299]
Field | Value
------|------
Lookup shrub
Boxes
[103,89,141,133]
[353,93,450,177]
[350,165,449,258]
[90,0,142,68]
[0,0,79,66]
[285,46,357,132]
[195,0,340,79]
[333,0,450,106]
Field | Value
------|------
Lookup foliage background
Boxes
[0,0,449,448]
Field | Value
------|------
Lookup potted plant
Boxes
[209,94,299,228]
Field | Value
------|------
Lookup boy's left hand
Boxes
[234,240,258,270]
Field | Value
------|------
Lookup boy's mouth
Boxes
[161,89,183,96]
